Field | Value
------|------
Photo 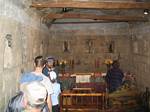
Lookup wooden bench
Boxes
[72,87,93,93]
[75,82,107,93]
[60,92,107,112]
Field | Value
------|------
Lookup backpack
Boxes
[5,91,24,112]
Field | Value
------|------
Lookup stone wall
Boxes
[0,0,145,110]
[130,17,150,91]
[48,23,132,73]
[0,0,50,111]
[75,0,135,1]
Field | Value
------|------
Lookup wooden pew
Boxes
[60,92,107,112]
[75,82,107,93]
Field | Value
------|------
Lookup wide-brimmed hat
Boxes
[21,81,47,106]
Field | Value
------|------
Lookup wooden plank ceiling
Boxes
[30,1,150,23]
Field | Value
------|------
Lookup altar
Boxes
[59,72,106,91]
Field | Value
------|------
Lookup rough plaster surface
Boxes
[0,0,50,111]
[130,19,150,91]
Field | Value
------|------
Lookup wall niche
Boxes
[4,34,13,69]
[63,40,70,53]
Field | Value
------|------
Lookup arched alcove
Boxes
[4,34,13,69]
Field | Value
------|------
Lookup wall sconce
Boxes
[5,34,12,48]
[144,9,149,15]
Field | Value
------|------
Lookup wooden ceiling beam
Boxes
[31,1,150,9]
[52,20,146,24]
[44,13,148,22]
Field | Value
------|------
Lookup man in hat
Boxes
[42,56,59,81]
[5,81,48,112]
